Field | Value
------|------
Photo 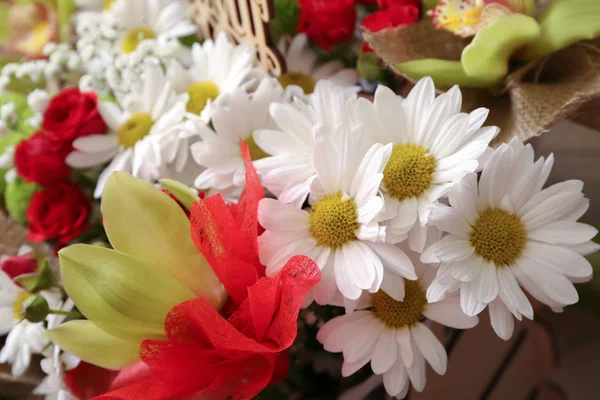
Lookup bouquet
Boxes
[0,0,598,399]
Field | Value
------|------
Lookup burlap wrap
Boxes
[364,21,600,145]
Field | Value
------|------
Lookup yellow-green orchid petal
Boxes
[102,172,225,310]
[520,0,600,60]
[396,59,500,88]
[159,178,200,211]
[45,320,140,370]
[461,14,540,85]
[59,244,196,343]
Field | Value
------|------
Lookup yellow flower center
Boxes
[470,208,527,267]
[382,143,437,201]
[186,81,220,115]
[308,192,359,249]
[243,135,269,161]
[13,291,31,321]
[117,113,154,148]
[278,72,316,94]
[371,280,427,329]
[103,0,115,10]
[121,27,155,53]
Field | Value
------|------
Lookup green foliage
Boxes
[5,175,41,223]
[270,0,301,43]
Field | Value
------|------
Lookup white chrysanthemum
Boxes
[34,299,80,400]
[317,255,478,399]
[421,138,599,340]
[110,0,196,53]
[258,124,418,308]
[253,80,359,208]
[276,34,359,94]
[166,32,259,122]
[189,78,286,192]
[0,247,62,377]
[356,77,499,252]
[67,65,188,197]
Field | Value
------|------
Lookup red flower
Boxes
[43,88,107,143]
[362,4,420,52]
[298,0,357,50]
[1,255,38,281]
[96,142,320,400]
[14,131,71,186]
[26,183,91,244]
[378,0,421,9]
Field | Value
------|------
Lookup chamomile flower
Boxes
[110,0,196,54]
[258,123,417,307]
[355,77,499,252]
[253,80,359,208]
[67,65,188,197]
[190,78,286,192]
[317,253,478,398]
[166,32,259,122]
[277,34,359,94]
[422,138,598,340]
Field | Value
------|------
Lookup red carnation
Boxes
[298,0,357,50]
[1,255,38,281]
[97,142,320,400]
[26,183,91,245]
[362,4,420,52]
[43,88,107,143]
[14,131,71,187]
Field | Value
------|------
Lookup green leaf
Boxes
[158,178,199,211]
[396,59,500,88]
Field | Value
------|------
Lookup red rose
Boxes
[14,131,71,186]
[1,255,38,280]
[26,183,91,244]
[42,88,106,143]
[362,5,420,52]
[378,0,421,9]
[298,0,357,50]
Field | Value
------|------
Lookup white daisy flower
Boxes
[166,32,259,122]
[253,80,359,208]
[421,138,599,340]
[67,64,188,197]
[189,78,286,192]
[355,77,499,252]
[110,0,196,54]
[317,253,478,398]
[258,123,417,308]
[277,34,359,94]
[34,299,80,400]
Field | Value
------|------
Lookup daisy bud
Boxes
[22,295,50,323]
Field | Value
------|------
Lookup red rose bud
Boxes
[14,132,71,187]
[43,88,107,143]
[1,255,38,281]
[26,183,91,244]
[298,0,357,50]
[362,5,420,52]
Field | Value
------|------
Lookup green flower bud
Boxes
[357,52,385,83]
[271,0,301,42]
[5,175,41,223]
[22,295,50,323]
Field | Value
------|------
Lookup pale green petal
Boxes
[102,172,226,309]
[159,178,200,211]
[461,14,540,85]
[520,0,600,60]
[45,320,140,370]
[397,59,499,89]
[59,244,197,343]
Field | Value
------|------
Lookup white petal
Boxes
[516,257,578,305]
[488,298,514,340]
[367,242,417,280]
[343,318,384,363]
[528,221,598,246]
[472,261,499,303]
[424,295,478,329]
[258,198,309,232]
[460,282,487,316]
[371,329,398,374]
[406,336,427,392]
[451,255,483,282]
[411,322,447,375]
[383,357,408,397]
[317,311,373,352]
[496,267,533,319]
[380,271,406,302]
[431,207,470,239]
[396,328,413,367]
